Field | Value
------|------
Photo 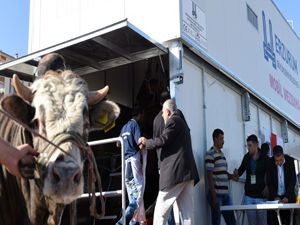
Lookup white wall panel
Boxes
[286,129,300,158]
[271,117,281,137]
[125,0,180,44]
[258,108,271,135]
[245,103,259,139]
[175,56,207,224]
[29,0,126,52]
[204,71,245,222]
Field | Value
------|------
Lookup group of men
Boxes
[118,95,298,225]
[117,93,199,225]
[206,130,297,225]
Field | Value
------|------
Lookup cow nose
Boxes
[51,164,81,185]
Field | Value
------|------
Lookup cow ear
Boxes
[1,95,35,125]
[89,100,120,132]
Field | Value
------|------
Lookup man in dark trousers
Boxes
[139,99,199,225]
[267,145,296,225]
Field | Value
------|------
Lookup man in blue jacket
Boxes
[116,106,145,225]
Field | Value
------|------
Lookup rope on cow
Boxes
[0,107,106,222]
[69,201,77,225]
[86,146,105,221]
[41,132,106,222]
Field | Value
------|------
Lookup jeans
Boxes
[208,193,237,225]
[243,195,267,225]
[116,163,140,225]
[166,207,175,225]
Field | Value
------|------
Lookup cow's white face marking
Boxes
[31,71,88,203]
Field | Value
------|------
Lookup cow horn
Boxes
[12,74,33,102]
[88,85,109,105]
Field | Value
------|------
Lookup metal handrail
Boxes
[82,137,125,225]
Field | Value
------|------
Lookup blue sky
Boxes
[0,0,29,57]
[273,0,300,37]
[0,0,299,57]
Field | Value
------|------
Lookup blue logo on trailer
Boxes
[262,11,276,69]
[262,11,298,75]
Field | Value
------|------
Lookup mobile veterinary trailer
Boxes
[1,0,300,224]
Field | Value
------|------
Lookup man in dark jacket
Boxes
[234,134,268,225]
[139,99,199,225]
[153,92,188,171]
[152,92,188,225]
[267,145,296,225]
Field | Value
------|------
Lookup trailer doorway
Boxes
[83,54,169,225]
[0,20,169,224]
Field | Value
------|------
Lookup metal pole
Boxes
[121,136,126,225]
[88,137,126,225]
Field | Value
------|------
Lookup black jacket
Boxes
[266,154,296,203]
[146,112,199,190]
[153,109,187,169]
[237,151,268,198]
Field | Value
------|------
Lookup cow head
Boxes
[1,70,120,206]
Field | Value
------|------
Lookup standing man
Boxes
[152,91,175,225]
[116,106,146,225]
[139,99,199,225]
[234,134,268,225]
[153,92,187,225]
[205,128,236,225]
[267,145,296,225]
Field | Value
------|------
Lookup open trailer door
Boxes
[0,19,167,82]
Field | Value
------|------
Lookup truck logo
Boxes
[262,11,276,69]
[192,1,197,19]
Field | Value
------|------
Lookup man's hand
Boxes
[138,137,146,146]
[279,197,288,203]
[138,144,145,150]
[9,144,38,178]
[228,173,238,181]
[233,169,239,177]
[138,137,147,150]
[230,169,239,181]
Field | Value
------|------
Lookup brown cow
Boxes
[0,70,120,225]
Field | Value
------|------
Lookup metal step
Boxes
[109,172,121,177]
[79,190,122,199]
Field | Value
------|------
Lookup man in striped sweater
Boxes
[205,128,237,225]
